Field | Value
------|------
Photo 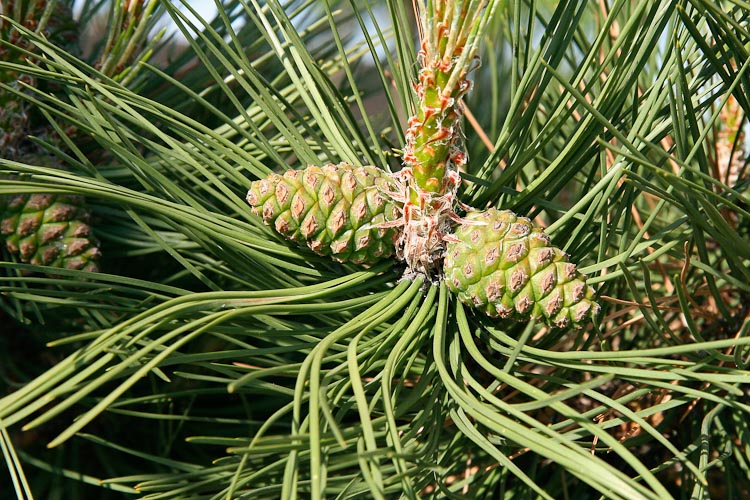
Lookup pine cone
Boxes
[247,163,402,265]
[443,209,599,328]
[0,190,101,272]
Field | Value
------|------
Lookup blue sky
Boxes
[74,0,219,36]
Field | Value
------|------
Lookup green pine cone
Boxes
[444,209,599,328]
[246,163,402,265]
[0,191,101,272]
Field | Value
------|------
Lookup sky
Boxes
[74,0,219,37]
[165,0,219,33]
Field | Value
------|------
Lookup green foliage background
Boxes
[1,0,750,498]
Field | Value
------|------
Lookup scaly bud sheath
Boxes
[404,0,497,196]
[395,0,499,278]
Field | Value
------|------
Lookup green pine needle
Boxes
[1,1,750,499]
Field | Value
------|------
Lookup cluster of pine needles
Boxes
[1,1,750,499]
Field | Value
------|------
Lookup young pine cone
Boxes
[444,209,599,328]
[246,163,402,265]
[0,191,101,272]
